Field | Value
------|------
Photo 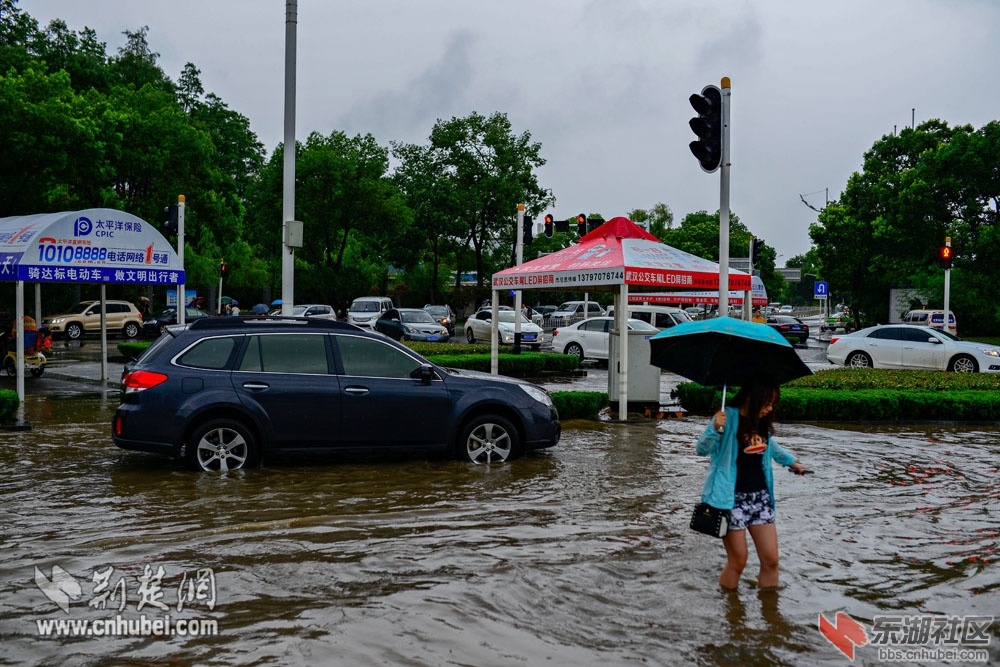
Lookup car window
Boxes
[869,328,902,341]
[177,336,240,370]
[580,319,607,332]
[627,320,658,332]
[335,335,422,379]
[239,334,330,374]
[900,328,937,343]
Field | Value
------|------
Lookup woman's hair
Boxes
[728,377,780,438]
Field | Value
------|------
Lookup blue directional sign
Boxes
[814,280,829,299]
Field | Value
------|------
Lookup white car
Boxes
[552,317,658,361]
[778,305,794,314]
[290,304,338,319]
[464,310,545,350]
[826,324,1000,373]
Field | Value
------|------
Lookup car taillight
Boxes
[553,328,559,337]
[122,369,168,392]
[830,336,840,345]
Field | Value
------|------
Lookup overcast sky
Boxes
[20,0,1000,263]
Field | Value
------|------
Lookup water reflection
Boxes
[0,393,997,666]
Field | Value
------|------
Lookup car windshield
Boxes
[67,302,95,314]
[425,306,448,317]
[350,301,381,313]
[497,311,532,324]
[401,310,436,324]
[627,320,659,332]
[291,306,309,316]
[152,309,175,319]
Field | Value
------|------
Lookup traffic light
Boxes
[939,245,953,269]
[688,85,722,173]
[220,260,228,278]
[588,216,605,234]
[163,205,178,232]
[751,238,764,266]
[522,215,533,244]
[544,214,554,238]
[576,213,587,237]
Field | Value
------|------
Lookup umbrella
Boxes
[649,317,812,409]
[270,299,282,307]
[252,303,269,314]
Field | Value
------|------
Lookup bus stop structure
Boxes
[491,217,751,420]
[0,208,184,402]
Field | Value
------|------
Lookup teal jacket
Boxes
[695,406,796,510]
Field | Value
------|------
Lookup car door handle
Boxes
[242,382,270,391]
[344,386,370,396]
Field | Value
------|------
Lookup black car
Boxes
[112,317,559,471]
[375,308,450,342]
[765,315,810,346]
[141,307,210,337]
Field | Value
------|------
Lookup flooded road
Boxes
[0,380,997,666]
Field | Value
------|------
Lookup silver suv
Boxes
[43,300,143,339]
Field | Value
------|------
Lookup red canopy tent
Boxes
[489,217,752,420]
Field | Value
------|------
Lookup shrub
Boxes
[0,389,18,424]
[551,391,609,420]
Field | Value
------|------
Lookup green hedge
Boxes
[0,390,18,424]
[672,368,1000,422]
[551,391,609,420]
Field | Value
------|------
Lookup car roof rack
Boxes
[188,316,360,331]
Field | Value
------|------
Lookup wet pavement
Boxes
[0,336,997,666]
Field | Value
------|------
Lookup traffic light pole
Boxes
[177,195,186,325]
[717,77,732,318]
[943,236,951,327]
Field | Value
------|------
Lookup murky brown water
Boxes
[0,378,997,666]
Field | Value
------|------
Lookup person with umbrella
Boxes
[696,375,810,590]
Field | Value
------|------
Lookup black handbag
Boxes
[690,502,729,538]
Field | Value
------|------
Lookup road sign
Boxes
[814,280,829,299]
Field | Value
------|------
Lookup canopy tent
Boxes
[629,274,768,308]
[0,208,184,401]
[490,216,751,420]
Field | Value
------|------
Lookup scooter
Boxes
[1,329,48,377]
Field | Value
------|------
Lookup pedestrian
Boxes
[231,303,240,316]
[695,376,809,590]
[751,306,766,323]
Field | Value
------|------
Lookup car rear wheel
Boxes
[186,418,258,472]
[466,328,476,344]
[459,415,519,464]
[948,354,978,373]
[66,322,83,340]
[565,342,584,360]
[846,351,872,368]
[123,322,140,339]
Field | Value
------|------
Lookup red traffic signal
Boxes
[939,245,953,269]
[220,261,228,278]
[576,213,587,237]
[544,214,554,237]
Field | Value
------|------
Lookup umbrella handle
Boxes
[716,383,727,433]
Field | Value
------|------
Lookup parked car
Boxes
[901,309,958,336]
[820,312,856,333]
[113,317,560,470]
[141,307,210,337]
[606,305,692,330]
[423,304,456,335]
[778,305,794,314]
[347,296,394,328]
[375,308,450,342]
[765,315,810,346]
[552,317,658,361]
[464,310,545,349]
[43,300,143,340]
[549,301,606,327]
[826,324,1000,372]
[290,304,338,319]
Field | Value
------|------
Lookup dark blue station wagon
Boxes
[112,318,560,471]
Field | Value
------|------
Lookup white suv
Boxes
[347,296,394,328]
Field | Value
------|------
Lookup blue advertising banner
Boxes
[0,209,184,285]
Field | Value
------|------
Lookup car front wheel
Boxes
[459,415,520,464]
[123,322,140,339]
[186,418,258,472]
[66,322,84,340]
[948,354,978,373]
[846,351,872,368]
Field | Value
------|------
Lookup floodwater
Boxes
[0,374,998,666]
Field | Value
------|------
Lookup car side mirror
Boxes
[928,337,941,344]
[412,363,435,384]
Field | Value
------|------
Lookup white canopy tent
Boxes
[0,208,185,401]
[491,217,751,420]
